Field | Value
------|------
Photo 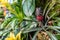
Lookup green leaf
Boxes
[11,19,17,29]
[46,31,57,40]
[57,22,60,26]
[53,17,60,21]
[15,6,20,14]
[49,11,57,18]
[0,9,3,15]
[57,0,60,3]
[0,18,13,29]
[43,2,50,15]
[17,0,22,11]
[18,12,24,22]
[30,22,37,28]
[2,32,10,40]
[32,31,39,40]
[45,0,56,18]
[56,34,60,40]
[54,29,60,33]
[23,27,42,33]
[54,4,60,11]
[22,0,35,16]
[49,26,60,29]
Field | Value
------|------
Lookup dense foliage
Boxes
[0,0,60,40]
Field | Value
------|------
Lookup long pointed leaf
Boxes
[46,31,57,40]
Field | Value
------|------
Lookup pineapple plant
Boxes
[0,0,60,40]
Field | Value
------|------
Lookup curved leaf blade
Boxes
[22,0,35,16]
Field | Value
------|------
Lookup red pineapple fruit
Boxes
[35,7,43,21]
[36,15,43,21]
